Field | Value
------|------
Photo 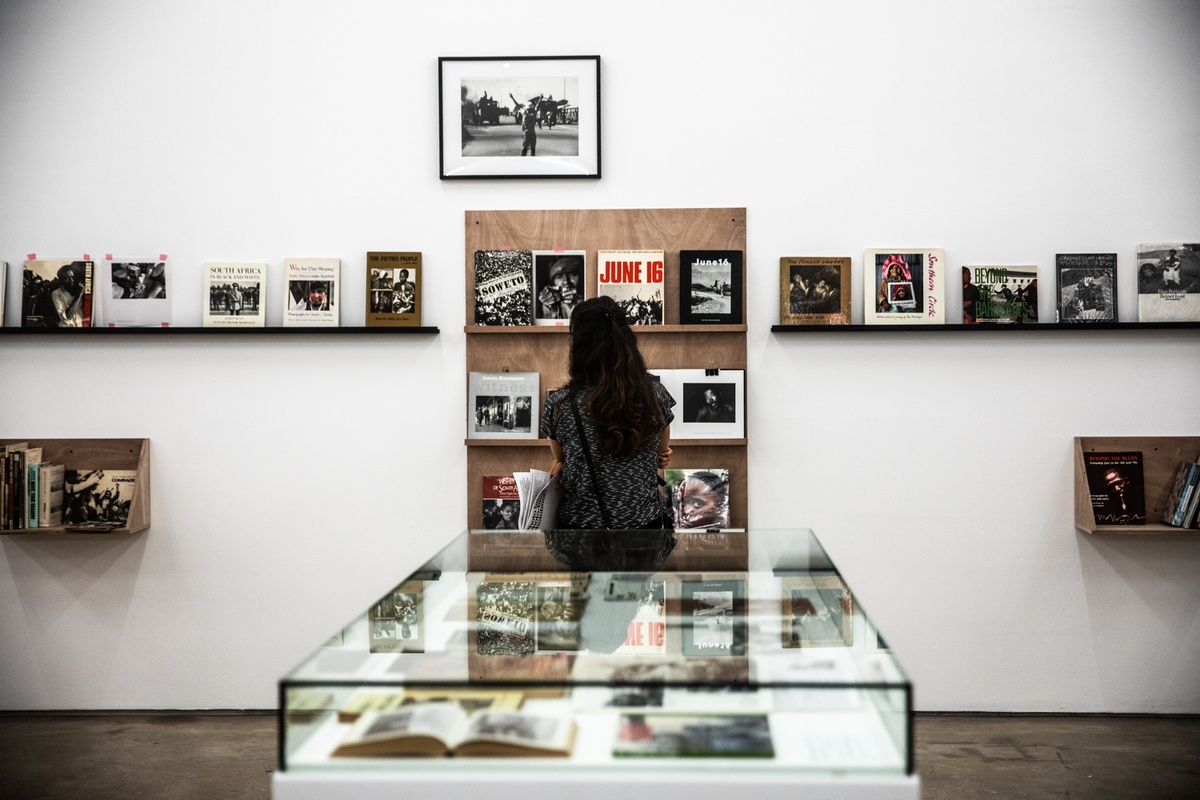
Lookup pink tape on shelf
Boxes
[105,254,113,261]
[26,253,35,260]
[554,248,565,253]
[159,254,167,261]
[83,254,91,261]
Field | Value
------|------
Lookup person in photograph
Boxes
[392,269,415,313]
[521,103,538,156]
[694,388,734,423]
[675,471,729,529]
[1161,249,1182,287]
[50,262,87,326]
[963,267,980,323]
[294,281,329,311]
[228,282,243,315]
[537,256,583,320]
[493,501,520,529]
[542,296,676,530]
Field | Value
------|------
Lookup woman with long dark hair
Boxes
[542,296,675,529]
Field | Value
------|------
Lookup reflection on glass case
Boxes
[277,530,917,799]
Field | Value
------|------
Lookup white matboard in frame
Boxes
[439,55,601,179]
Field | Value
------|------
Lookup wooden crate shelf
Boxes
[0,438,150,536]
[1074,436,1200,535]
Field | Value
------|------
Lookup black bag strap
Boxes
[569,390,613,530]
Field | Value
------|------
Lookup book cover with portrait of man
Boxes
[284,257,340,327]
[22,259,95,328]
[1083,451,1146,525]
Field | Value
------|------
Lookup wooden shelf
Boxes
[1074,436,1200,536]
[0,326,439,336]
[465,207,750,530]
[0,438,150,536]
[772,322,1200,333]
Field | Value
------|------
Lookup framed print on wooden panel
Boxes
[439,55,601,179]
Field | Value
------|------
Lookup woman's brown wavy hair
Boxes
[567,296,664,458]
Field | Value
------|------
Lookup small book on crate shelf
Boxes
[1083,452,1146,525]
[1161,461,1200,528]
[63,469,136,528]
[332,704,576,758]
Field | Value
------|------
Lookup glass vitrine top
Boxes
[282,529,909,691]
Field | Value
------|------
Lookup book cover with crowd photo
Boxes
[962,265,1038,324]
[366,251,422,327]
[475,580,536,656]
[102,260,170,327]
[22,259,95,328]
[596,249,664,324]
[474,249,533,325]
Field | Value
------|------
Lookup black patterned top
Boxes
[542,381,676,529]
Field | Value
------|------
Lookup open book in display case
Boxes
[464,208,749,530]
[0,438,150,536]
[276,528,918,800]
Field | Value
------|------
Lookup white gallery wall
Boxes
[1,0,1198,712]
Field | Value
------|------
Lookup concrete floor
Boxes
[0,713,1197,799]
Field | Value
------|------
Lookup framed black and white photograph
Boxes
[532,250,585,325]
[467,372,540,440]
[439,55,601,179]
[651,368,746,440]
[679,250,743,325]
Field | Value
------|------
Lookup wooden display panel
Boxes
[1074,436,1200,535]
[465,208,748,532]
[0,438,150,535]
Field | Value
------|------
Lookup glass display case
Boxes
[275,529,918,799]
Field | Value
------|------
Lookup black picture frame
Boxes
[439,55,601,180]
[679,250,744,324]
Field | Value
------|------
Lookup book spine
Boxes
[1172,465,1199,527]
[1181,465,1200,528]
[27,462,39,529]
[83,263,93,327]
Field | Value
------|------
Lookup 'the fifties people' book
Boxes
[366,251,421,327]
[203,262,266,327]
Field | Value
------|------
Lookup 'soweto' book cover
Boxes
[366,252,421,327]
[476,580,536,656]
[1056,254,1117,323]
[963,265,1038,324]
[474,250,532,326]
[1137,243,1200,322]
[597,249,664,325]
[1083,451,1146,525]
[284,257,340,327]
[864,249,946,325]
[22,259,95,328]
[203,262,266,327]
[779,256,851,325]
